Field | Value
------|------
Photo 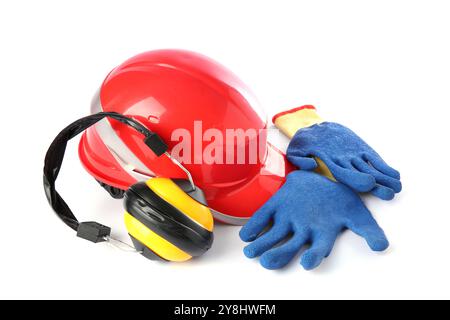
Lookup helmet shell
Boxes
[79,49,293,224]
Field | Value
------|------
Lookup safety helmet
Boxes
[78,49,293,225]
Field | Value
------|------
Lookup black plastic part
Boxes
[96,180,125,199]
[144,133,168,157]
[129,235,167,261]
[124,182,213,257]
[43,111,165,233]
[43,175,52,204]
[76,222,111,243]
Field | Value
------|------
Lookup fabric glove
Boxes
[273,105,401,200]
[240,170,389,270]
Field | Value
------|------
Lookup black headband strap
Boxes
[43,112,168,235]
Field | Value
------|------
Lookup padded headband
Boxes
[43,112,168,232]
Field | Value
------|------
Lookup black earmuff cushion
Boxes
[124,182,213,257]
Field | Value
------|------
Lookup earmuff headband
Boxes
[43,112,168,238]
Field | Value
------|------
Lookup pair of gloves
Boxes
[240,105,401,270]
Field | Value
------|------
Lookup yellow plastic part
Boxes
[146,178,214,232]
[124,212,192,262]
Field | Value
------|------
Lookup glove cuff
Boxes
[272,105,324,138]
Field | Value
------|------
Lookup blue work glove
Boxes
[287,122,402,200]
[240,170,389,270]
[273,105,402,200]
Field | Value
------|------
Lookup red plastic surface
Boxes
[79,49,293,220]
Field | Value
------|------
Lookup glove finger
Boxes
[319,154,376,192]
[260,232,309,270]
[334,158,354,170]
[239,197,278,242]
[370,184,395,200]
[300,232,338,270]
[286,145,309,157]
[364,153,400,180]
[286,154,318,170]
[346,208,389,252]
[243,223,291,258]
[352,158,402,193]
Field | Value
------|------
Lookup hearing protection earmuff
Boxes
[43,112,214,262]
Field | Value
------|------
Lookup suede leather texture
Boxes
[240,170,389,270]
[287,122,402,200]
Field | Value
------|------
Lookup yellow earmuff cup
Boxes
[124,178,214,262]
[146,178,214,232]
[124,212,192,262]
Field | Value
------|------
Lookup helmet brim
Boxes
[205,142,294,225]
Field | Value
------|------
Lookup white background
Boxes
[0,0,449,300]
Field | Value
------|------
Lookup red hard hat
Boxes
[78,49,293,225]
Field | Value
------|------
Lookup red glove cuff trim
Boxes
[272,105,316,124]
